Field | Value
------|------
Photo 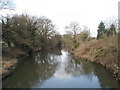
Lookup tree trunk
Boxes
[7,42,11,47]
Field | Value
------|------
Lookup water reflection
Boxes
[3,49,118,88]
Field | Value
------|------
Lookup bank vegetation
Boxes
[1,14,62,79]
[62,21,119,80]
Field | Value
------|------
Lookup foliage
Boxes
[2,14,37,54]
[72,34,118,77]
[97,21,117,39]
[62,28,91,51]
[109,24,116,35]
[76,30,90,42]
[62,34,75,50]
[97,21,106,39]
[64,21,81,49]
[2,14,61,54]
[35,16,61,49]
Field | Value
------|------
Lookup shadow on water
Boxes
[2,48,118,88]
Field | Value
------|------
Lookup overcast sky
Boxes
[9,0,120,36]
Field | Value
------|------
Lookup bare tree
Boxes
[36,16,56,37]
[65,21,81,39]
[104,17,118,32]
[35,16,56,49]
[0,0,14,10]
[65,21,81,48]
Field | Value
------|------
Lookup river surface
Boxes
[3,49,118,88]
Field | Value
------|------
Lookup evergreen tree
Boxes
[109,24,116,35]
[97,21,106,39]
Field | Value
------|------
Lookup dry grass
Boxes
[2,48,25,78]
[72,35,119,79]
[1,59,17,78]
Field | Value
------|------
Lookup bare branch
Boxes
[0,0,14,10]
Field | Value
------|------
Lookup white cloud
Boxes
[11,0,119,36]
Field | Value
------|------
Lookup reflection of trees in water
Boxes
[3,49,62,88]
[49,47,62,55]
[92,64,118,88]
[79,60,118,88]
[65,58,118,88]
[3,49,118,88]
[64,58,94,80]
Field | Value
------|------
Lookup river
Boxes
[2,49,118,88]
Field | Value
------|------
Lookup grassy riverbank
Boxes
[1,48,26,79]
[71,35,119,80]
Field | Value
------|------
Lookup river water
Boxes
[2,49,118,88]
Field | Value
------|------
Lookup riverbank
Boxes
[71,35,120,80]
[1,48,26,79]
[1,47,57,79]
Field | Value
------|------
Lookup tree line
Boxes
[62,20,118,50]
[2,14,61,54]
